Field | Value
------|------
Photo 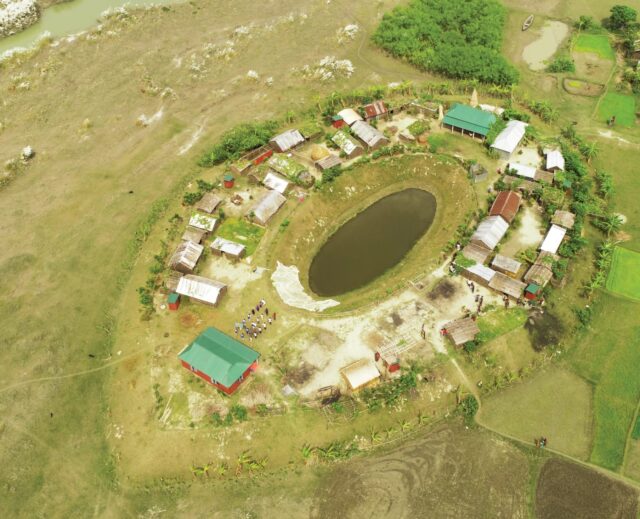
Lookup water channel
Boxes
[308,188,437,297]
[0,0,177,55]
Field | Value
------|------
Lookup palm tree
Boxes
[581,141,600,164]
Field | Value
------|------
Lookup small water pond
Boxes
[308,188,436,297]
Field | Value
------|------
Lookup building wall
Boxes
[181,360,258,395]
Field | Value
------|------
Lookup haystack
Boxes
[310,145,330,161]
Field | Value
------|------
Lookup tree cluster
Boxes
[372,0,519,85]
[198,120,278,166]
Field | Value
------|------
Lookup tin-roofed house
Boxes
[470,216,509,250]
[269,129,305,153]
[545,149,565,172]
[178,327,259,395]
[267,154,307,181]
[196,193,222,214]
[210,237,246,261]
[442,104,496,140]
[491,254,522,277]
[363,100,388,121]
[262,172,291,194]
[351,120,389,150]
[189,213,218,234]
[337,108,363,126]
[540,224,567,254]
[489,272,526,299]
[315,154,343,171]
[331,131,364,159]
[181,226,206,245]
[524,252,558,287]
[461,243,491,265]
[461,263,497,287]
[176,274,227,306]
[490,120,527,160]
[443,317,480,347]
[489,191,522,223]
[249,190,286,226]
[168,241,204,274]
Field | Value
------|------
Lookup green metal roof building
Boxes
[178,327,260,394]
[442,104,496,138]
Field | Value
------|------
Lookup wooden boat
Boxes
[522,14,534,31]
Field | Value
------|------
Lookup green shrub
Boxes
[372,0,518,85]
[230,404,248,421]
[199,120,278,166]
[182,191,204,205]
[547,57,575,73]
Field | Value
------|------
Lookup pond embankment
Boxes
[0,0,40,38]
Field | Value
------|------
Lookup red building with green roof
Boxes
[178,327,260,395]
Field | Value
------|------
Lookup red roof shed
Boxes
[363,101,388,120]
[489,191,522,223]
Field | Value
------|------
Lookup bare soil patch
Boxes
[563,78,605,97]
[536,458,638,519]
[573,51,613,84]
[312,423,529,519]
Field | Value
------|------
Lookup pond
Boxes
[0,0,178,56]
[308,188,437,297]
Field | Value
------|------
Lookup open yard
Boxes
[598,93,637,128]
[216,217,265,256]
[606,247,640,301]
[479,367,594,459]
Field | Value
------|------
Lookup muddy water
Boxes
[522,20,569,71]
[309,188,436,297]
[0,0,178,55]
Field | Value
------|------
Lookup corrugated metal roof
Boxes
[491,254,522,274]
[178,327,259,387]
[461,243,491,264]
[337,108,363,126]
[444,317,480,346]
[211,237,245,256]
[176,274,226,305]
[509,162,536,179]
[490,191,521,223]
[489,272,526,298]
[196,193,222,214]
[332,131,362,155]
[364,100,387,118]
[189,213,218,232]
[442,104,496,136]
[491,120,527,154]
[169,240,204,272]
[552,210,575,229]
[351,120,388,148]
[545,149,565,171]
[263,172,290,194]
[316,154,343,170]
[251,190,286,225]
[465,263,497,283]
[269,129,305,152]
[471,216,509,250]
[540,224,566,254]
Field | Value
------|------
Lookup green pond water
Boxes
[0,0,177,55]
[309,188,437,297]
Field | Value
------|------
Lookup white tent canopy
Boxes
[491,120,527,155]
[471,216,509,250]
[540,224,566,254]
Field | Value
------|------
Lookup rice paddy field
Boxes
[573,33,616,60]
[606,247,640,301]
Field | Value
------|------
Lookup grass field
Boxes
[216,217,265,256]
[606,247,640,301]
[574,33,615,60]
[598,92,637,128]
[478,308,528,344]
[569,294,640,471]
[479,368,594,459]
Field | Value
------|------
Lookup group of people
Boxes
[234,299,276,342]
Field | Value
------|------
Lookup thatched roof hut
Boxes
[444,317,480,346]
[168,240,204,274]
[196,193,222,214]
